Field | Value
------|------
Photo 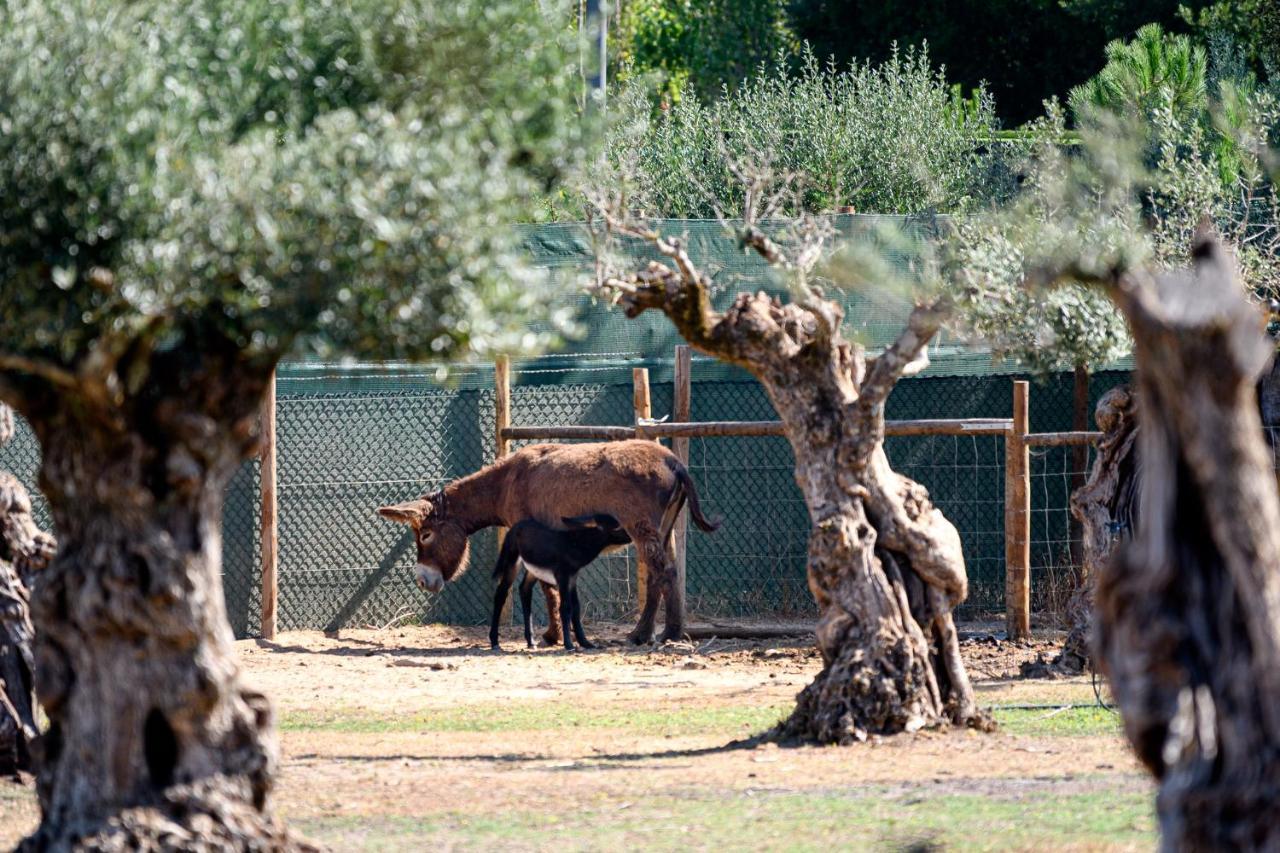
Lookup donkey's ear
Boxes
[593,514,622,531]
[561,513,599,529]
[378,500,431,527]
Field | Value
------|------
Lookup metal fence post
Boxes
[633,367,653,610]
[671,346,692,631]
[1005,380,1031,640]
[495,355,512,622]
[259,370,278,641]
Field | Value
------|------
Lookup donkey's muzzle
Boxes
[415,563,444,593]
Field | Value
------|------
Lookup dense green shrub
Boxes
[598,48,999,218]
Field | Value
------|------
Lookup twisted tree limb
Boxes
[600,219,984,741]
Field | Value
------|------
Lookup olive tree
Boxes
[0,1,583,847]
[589,157,988,740]
[963,104,1280,848]
[952,92,1280,662]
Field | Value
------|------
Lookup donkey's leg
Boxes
[539,581,563,646]
[570,583,594,649]
[626,522,665,645]
[658,532,685,643]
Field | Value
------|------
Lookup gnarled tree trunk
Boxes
[1054,385,1138,674]
[10,363,308,850]
[1089,235,1280,849]
[0,404,54,778]
[603,226,984,740]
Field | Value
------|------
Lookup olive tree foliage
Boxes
[982,107,1280,853]
[570,47,999,220]
[950,89,1280,372]
[0,1,587,846]
[0,0,586,404]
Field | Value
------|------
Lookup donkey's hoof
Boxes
[627,627,655,645]
[659,629,687,644]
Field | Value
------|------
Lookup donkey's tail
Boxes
[674,465,721,533]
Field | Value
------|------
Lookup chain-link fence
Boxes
[0,216,1141,635]
[0,355,1130,635]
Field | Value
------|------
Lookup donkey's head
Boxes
[377,496,470,593]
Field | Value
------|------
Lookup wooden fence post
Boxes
[633,367,653,610]
[671,346,692,632]
[1005,380,1031,640]
[1069,364,1090,569]
[260,370,278,641]
[495,355,513,623]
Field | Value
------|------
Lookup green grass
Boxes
[282,699,1125,740]
[991,705,1123,738]
[279,701,792,737]
[292,785,1154,852]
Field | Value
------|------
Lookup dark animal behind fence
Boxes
[489,514,631,651]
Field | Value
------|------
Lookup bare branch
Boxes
[0,356,79,394]
[858,296,953,416]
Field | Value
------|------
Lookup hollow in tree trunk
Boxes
[1053,385,1139,674]
[1084,234,1280,849]
[7,359,310,850]
[601,224,986,740]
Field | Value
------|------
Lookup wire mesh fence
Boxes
[0,357,1133,636]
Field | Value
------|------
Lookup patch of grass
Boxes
[282,698,1125,740]
[279,701,792,738]
[292,784,1155,852]
[991,705,1122,738]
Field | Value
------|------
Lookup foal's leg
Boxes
[558,571,577,652]
[489,573,514,650]
[570,584,594,649]
[520,573,538,649]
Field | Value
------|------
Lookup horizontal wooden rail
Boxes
[501,425,638,441]
[503,417,1015,443]
[886,418,1012,437]
[639,421,782,438]
[1024,431,1103,447]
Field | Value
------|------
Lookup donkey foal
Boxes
[489,514,631,651]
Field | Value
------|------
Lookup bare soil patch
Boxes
[0,622,1147,850]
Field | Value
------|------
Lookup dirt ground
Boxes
[0,623,1152,851]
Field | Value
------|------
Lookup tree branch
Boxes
[858,296,952,417]
[0,356,78,393]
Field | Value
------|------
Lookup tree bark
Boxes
[1087,235,1280,849]
[0,405,55,778]
[1053,385,1139,674]
[602,226,985,740]
[8,367,310,849]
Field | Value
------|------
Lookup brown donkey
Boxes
[377,440,719,644]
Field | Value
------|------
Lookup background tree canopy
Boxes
[0,0,587,414]
[779,0,1214,124]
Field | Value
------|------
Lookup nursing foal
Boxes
[489,514,630,651]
